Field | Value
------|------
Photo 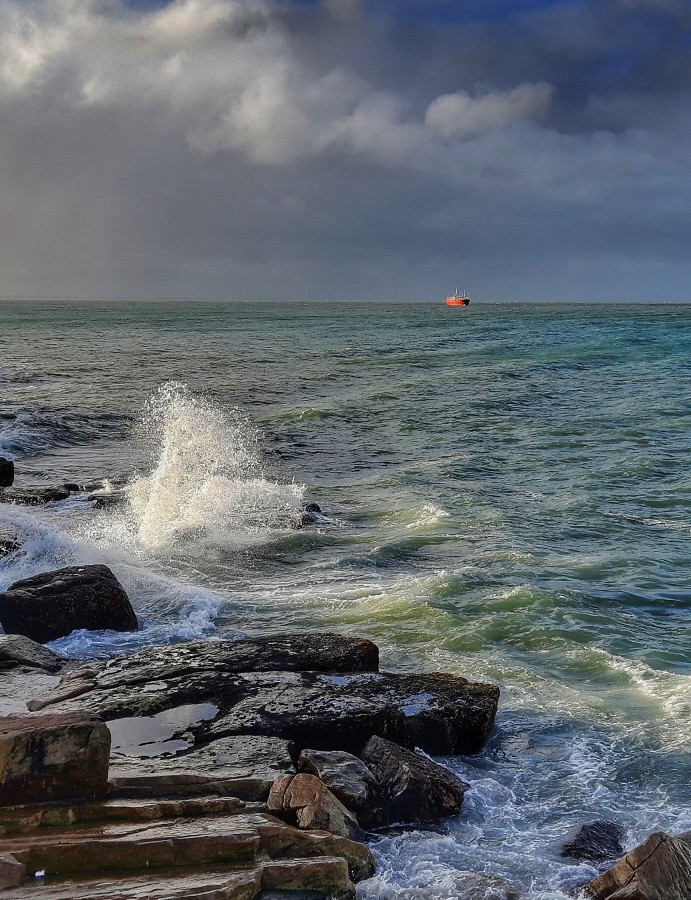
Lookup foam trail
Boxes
[127,383,305,550]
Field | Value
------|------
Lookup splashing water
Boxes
[127,383,305,550]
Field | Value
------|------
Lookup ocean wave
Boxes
[0,408,131,461]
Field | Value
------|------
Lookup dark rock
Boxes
[562,820,626,862]
[88,491,126,509]
[586,830,691,899]
[298,749,383,828]
[30,648,499,756]
[0,485,70,506]
[0,712,111,803]
[304,503,321,514]
[359,734,468,825]
[0,564,138,643]
[0,458,14,488]
[0,635,63,672]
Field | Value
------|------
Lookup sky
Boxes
[0,0,689,301]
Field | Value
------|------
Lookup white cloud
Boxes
[425,82,555,139]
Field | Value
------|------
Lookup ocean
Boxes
[1,299,690,898]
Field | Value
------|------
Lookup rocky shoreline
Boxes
[1,464,690,898]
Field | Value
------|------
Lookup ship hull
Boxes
[445,298,470,306]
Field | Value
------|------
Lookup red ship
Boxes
[445,290,470,307]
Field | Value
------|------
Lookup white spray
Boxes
[127,383,305,551]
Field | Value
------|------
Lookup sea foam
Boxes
[126,383,305,551]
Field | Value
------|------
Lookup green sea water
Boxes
[1,300,690,897]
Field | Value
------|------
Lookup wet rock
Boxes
[34,662,499,757]
[0,712,110,803]
[0,458,14,489]
[304,503,321,514]
[88,490,126,509]
[268,773,364,841]
[561,820,626,862]
[0,810,373,898]
[586,830,691,899]
[30,634,378,717]
[0,635,63,672]
[0,564,138,643]
[359,735,468,825]
[298,749,383,828]
[109,735,296,801]
[0,485,70,506]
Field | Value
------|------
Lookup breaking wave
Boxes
[126,383,305,550]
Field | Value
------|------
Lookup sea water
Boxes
[1,300,690,897]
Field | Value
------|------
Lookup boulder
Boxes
[0,486,69,506]
[268,773,364,841]
[561,820,626,862]
[0,712,110,803]
[359,735,468,825]
[587,830,691,899]
[0,635,63,672]
[0,564,138,643]
[0,458,14,489]
[298,749,383,828]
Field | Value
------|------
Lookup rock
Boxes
[0,712,111,803]
[268,773,364,841]
[359,735,468,825]
[88,490,126,509]
[0,486,69,506]
[304,503,321,514]
[0,458,14,489]
[587,830,691,899]
[0,564,138,643]
[0,635,63,672]
[109,735,296,801]
[0,852,25,890]
[29,634,378,716]
[562,820,626,862]
[298,749,383,828]
[0,809,373,898]
[33,662,499,757]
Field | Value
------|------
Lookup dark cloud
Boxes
[0,0,689,300]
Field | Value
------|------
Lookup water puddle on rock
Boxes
[107,703,219,757]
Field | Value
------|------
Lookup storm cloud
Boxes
[0,0,689,300]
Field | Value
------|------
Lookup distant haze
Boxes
[1,0,690,301]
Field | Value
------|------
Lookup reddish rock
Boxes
[298,748,383,828]
[0,713,111,803]
[268,773,364,841]
[587,830,691,900]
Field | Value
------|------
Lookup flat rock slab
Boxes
[30,650,499,756]
[0,812,373,893]
[109,735,296,801]
[0,487,69,506]
[199,671,498,756]
[0,868,262,900]
[0,636,63,673]
[0,713,110,804]
[0,565,138,644]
